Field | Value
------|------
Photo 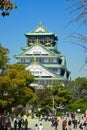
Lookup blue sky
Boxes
[0,0,87,80]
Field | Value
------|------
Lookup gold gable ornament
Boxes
[48,53,52,56]
[52,75,58,78]
[33,57,38,65]
[34,57,36,61]
[45,42,51,46]
[35,38,39,46]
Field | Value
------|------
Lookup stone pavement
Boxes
[27,118,79,130]
[11,118,55,130]
[28,118,55,130]
[11,117,83,130]
[10,128,31,130]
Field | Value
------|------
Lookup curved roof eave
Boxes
[35,77,67,80]
[25,33,57,36]
[14,55,63,59]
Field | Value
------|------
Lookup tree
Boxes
[0,63,36,113]
[0,0,17,16]
[67,77,87,99]
[68,97,87,113]
[0,44,9,75]
[51,82,73,108]
[0,45,38,114]
[66,0,87,68]
[36,86,52,115]
[36,83,73,116]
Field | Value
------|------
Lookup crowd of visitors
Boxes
[13,118,28,130]
[0,114,28,130]
[38,111,87,130]
[52,112,87,130]
[0,111,87,130]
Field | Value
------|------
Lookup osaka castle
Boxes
[14,22,70,88]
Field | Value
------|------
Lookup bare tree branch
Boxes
[66,0,87,24]
[66,0,87,71]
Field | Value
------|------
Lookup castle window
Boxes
[61,69,65,76]
[33,51,41,54]
[58,58,62,64]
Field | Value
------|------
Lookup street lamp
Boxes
[52,96,56,116]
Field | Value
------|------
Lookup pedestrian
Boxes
[14,119,17,130]
[83,121,87,129]
[63,127,67,130]
[39,115,43,121]
[2,121,7,130]
[73,118,77,129]
[68,119,72,130]
[35,124,39,130]
[39,123,43,130]
[54,117,59,130]
[62,119,67,130]
[24,119,28,130]
[79,123,83,130]
[18,119,22,130]
[51,117,55,127]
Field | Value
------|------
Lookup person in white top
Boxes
[39,123,43,130]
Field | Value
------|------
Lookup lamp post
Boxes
[52,96,56,116]
[53,96,54,110]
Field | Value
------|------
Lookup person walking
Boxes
[24,118,28,130]
[39,123,43,130]
[54,117,59,130]
[68,119,72,130]
[1,121,7,130]
[35,124,39,130]
[73,118,77,129]
[62,119,67,130]
[14,119,17,130]
[18,119,22,130]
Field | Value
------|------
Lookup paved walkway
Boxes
[11,118,54,130]
[28,118,55,130]
[11,116,84,130]
[26,118,78,130]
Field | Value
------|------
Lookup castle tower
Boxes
[15,22,70,88]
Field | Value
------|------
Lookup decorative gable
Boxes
[32,22,49,34]
[35,27,46,33]
[26,62,55,77]
[24,45,50,55]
